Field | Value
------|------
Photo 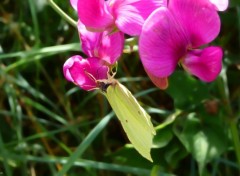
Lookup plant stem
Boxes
[229,120,240,168]
[217,69,240,167]
[47,0,77,28]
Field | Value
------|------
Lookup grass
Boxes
[0,0,240,176]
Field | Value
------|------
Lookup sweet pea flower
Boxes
[139,0,224,89]
[63,22,124,91]
[70,0,78,11]
[78,21,124,65]
[72,0,167,36]
[63,56,108,91]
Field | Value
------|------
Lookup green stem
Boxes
[229,120,240,167]
[217,69,240,167]
[28,0,40,46]
[237,6,240,47]
[47,0,77,28]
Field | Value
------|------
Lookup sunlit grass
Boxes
[0,0,240,176]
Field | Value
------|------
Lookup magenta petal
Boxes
[77,0,114,31]
[112,0,166,36]
[87,57,109,80]
[78,21,124,64]
[115,8,143,36]
[169,0,221,47]
[63,56,108,91]
[139,7,189,78]
[182,47,223,82]
[145,70,169,90]
[63,56,76,83]
[78,21,102,58]
[98,31,124,64]
[63,55,94,90]
[70,0,78,11]
[209,0,228,11]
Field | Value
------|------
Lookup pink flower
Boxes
[209,0,229,11]
[78,21,124,65]
[139,0,224,89]
[74,0,167,36]
[63,22,124,91]
[70,0,78,11]
[63,56,108,91]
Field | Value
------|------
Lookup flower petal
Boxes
[63,56,76,83]
[146,70,169,90]
[182,47,223,82]
[111,0,166,36]
[139,7,189,78]
[87,57,109,81]
[209,0,228,11]
[98,31,124,64]
[63,56,108,91]
[77,0,114,31]
[70,0,78,11]
[78,21,102,58]
[169,0,221,47]
[78,21,124,64]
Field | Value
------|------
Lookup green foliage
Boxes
[0,0,240,176]
[167,71,210,109]
[174,113,229,175]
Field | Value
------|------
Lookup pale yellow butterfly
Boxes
[98,79,156,162]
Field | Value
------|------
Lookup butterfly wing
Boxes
[105,82,156,161]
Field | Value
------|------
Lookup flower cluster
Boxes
[63,20,124,90]
[63,0,228,90]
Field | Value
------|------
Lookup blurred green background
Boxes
[0,0,240,175]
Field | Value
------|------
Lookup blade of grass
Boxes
[0,133,12,176]
[4,53,56,72]
[0,70,60,111]
[6,153,175,176]
[12,154,151,175]
[28,0,40,46]
[56,111,114,176]
[0,110,62,129]
[146,107,171,116]
[134,87,158,98]
[4,82,23,141]
[0,43,80,60]
[22,97,67,125]
[3,118,97,147]
[24,104,64,171]
[118,77,149,83]
[218,157,240,169]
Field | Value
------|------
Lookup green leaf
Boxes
[153,110,181,148]
[173,113,228,175]
[109,145,176,176]
[110,145,153,169]
[167,71,210,109]
[153,126,173,149]
[151,139,188,170]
